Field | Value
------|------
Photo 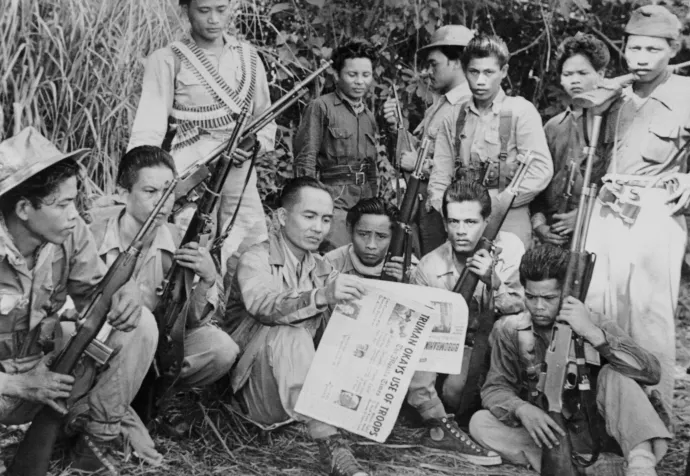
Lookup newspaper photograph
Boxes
[294,286,437,443]
[371,280,468,375]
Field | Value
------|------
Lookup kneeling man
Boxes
[470,244,672,476]
[227,177,370,476]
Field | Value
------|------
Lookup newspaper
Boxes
[372,280,468,375]
[294,285,437,443]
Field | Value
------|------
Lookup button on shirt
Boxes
[603,73,690,176]
[428,89,553,213]
[128,35,276,154]
[293,91,379,178]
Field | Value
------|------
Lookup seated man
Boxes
[89,146,238,391]
[226,177,369,476]
[470,244,671,476]
[325,197,411,281]
[0,128,158,473]
[406,178,524,465]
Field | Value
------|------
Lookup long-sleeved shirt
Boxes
[128,35,276,160]
[293,91,379,180]
[602,72,690,176]
[428,89,553,213]
[227,230,337,392]
[410,232,525,320]
[482,310,661,427]
[0,216,105,389]
[89,204,221,329]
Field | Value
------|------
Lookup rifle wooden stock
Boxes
[380,138,431,282]
[542,411,578,476]
[453,153,533,417]
[8,179,177,476]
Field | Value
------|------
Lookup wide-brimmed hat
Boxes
[418,25,475,54]
[0,127,90,197]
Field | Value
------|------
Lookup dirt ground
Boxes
[1,285,690,476]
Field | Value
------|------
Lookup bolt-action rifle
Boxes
[538,115,603,476]
[173,61,333,209]
[379,137,432,282]
[7,178,178,476]
[451,153,533,418]
[148,108,250,411]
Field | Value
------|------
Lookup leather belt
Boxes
[320,162,371,186]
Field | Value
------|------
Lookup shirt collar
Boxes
[557,106,583,124]
[335,89,366,115]
[98,208,177,258]
[0,213,49,270]
[445,82,472,105]
[467,88,506,115]
[275,229,316,273]
[644,72,680,111]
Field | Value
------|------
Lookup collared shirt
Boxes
[227,230,337,392]
[293,91,379,178]
[603,73,690,176]
[89,205,220,328]
[127,34,276,155]
[409,232,525,316]
[482,310,662,427]
[401,82,472,172]
[0,216,105,389]
[428,89,553,213]
[325,244,383,279]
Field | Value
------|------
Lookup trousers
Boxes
[585,188,685,416]
[178,323,239,387]
[240,325,338,439]
[469,366,671,473]
[0,308,157,441]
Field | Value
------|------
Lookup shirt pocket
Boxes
[641,123,679,164]
[326,126,355,163]
[483,127,501,160]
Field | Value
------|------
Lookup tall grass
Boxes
[0,0,185,194]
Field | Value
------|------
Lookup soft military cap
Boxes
[625,4,681,40]
[419,25,475,53]
[0,127,89,197]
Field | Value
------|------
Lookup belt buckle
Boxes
[355,171,365,185]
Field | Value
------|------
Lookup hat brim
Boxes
[418,41,469,54]
[0,148,90,197]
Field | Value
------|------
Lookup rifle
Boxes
[380,137,432,282]
[539,115,603,476]
[7,179,178,476]
[151,108,251,405]
[552,160,577,222]
[451,152,533,418]
[173,61,333,207]
[382,78,413,208]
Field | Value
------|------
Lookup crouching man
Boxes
[325,197,413,281]
[470,244,672,476]
[89,146,238,391]
[0,128,159,473]
[226,177,370,476]
[405,178,524,465]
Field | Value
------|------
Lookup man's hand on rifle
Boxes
[466,249,496,286]
[550,209,577,236]
[382,255,419,282]
[557,296,606,347]
[174,242,217,286]
[515,403,566,450]
[5,353,75,415]
[534,224,569,246]
[382,97,400,128]
[107,279,143,332]
[316,275,367,307]
[653,172,690,215]
[230,133,259,165]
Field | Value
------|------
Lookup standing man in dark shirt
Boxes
[294,40,383,250]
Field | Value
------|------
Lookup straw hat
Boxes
[0,127,89,197]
